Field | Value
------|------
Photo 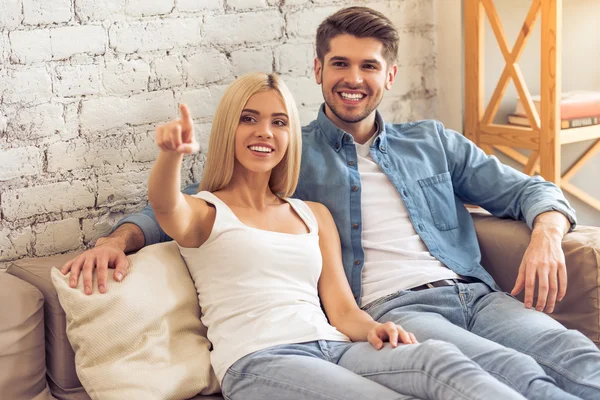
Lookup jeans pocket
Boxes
[418,171,459,231]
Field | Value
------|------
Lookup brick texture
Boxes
[0,0,438,262]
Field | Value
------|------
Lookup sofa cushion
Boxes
[0,272,56,400]
[8,251,91,400]
[473,213,600,346]
[51,241,220,400]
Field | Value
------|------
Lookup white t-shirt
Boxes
[356,135,460,307]
[177,191,349,383]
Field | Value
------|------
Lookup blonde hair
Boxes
[199,73,302,198]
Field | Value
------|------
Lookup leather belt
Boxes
[410,278,470,292]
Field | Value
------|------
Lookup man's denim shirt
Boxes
[115,105,576,304]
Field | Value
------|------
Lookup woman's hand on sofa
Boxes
[60,238,129,295]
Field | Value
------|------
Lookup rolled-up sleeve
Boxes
[109,182,201,245]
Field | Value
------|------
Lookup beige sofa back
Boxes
[0,271,56,400]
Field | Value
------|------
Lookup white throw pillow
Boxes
[51,241,220,400]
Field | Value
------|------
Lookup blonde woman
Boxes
[147,72,524,400]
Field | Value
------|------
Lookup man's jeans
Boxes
[364,282,600,400]
[222,339,525,400]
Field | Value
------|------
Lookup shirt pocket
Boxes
[418,172,459,231]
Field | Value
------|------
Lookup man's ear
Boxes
[385,63,398,90]
[314,57,323,85]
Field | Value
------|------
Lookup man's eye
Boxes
[363,64,376,69]
[333,62,347,67]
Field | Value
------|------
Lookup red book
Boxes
[515,91,600,120]
[507,114,600,129]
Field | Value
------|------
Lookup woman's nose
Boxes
[254,123,273,138]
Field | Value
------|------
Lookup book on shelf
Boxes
[507,114,600,129]
[515,91,600,120]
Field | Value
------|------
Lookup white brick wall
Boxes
[184,50,233,85]
[0,0,22,30]
[54,64,101,97]
[9,29,52,63]
[51,25,106,60]
[2,181,95,221]
[103,60,150,94]
[2,67,53,105]
[203,11,284,46]
[0,0,438,265]
[126,0,174,17]
[75,0,125,22]
[80,90,176,131]
[109,19,202,53]
[0,147,42,181]
[33,219,82,256]
[23,0,72,25]
[177,0,222,12]
[12,102,66,139]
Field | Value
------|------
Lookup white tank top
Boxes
[177,191,349,383]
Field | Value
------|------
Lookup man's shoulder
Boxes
[384,119,444,138]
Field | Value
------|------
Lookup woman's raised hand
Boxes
[155,104,200,154]
[367,321,418,349]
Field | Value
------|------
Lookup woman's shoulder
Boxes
[294,200,332,222]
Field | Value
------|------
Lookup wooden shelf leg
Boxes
[539,0,562,184]
[464,0,485,146]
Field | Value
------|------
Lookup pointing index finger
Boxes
[179,104,193,126]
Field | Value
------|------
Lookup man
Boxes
[63,6,600,399]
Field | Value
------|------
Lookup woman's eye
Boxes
[273,119,287,127]
[240,115,255,123]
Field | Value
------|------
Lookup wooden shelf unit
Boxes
[464,0,600,212]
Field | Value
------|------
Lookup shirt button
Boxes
[354,259,362,265]
[352,186,359,192]
[418,223,425,231]
[348,161,355,167]
[380,146,386,151]
[352,223,359,229]
[401,190,407,197]
[335,142,340,149]
[344,136,351,142]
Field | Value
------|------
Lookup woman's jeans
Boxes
[222,338,525,400]
[364,282,600,400]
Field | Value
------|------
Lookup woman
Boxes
[147,72,524,400]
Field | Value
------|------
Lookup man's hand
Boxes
[511,211,570,313]
[155,104,199,154]
[60,237,129,295]
[367,321,418,350]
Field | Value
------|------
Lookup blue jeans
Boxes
[222,339,525,400]
[364,282,600,400]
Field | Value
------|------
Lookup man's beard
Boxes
[322,81,382,124]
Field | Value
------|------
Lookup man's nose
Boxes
[344,66,364,86]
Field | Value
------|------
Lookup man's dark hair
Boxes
[316,6,399,65]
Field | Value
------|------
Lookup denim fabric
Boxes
[221,339,525,400]
[117,107,576,303]
[365,282,600,399]
[293,106,576,302]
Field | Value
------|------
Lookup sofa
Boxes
[1,212,599,400]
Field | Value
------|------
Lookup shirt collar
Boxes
[316,104,388,153]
